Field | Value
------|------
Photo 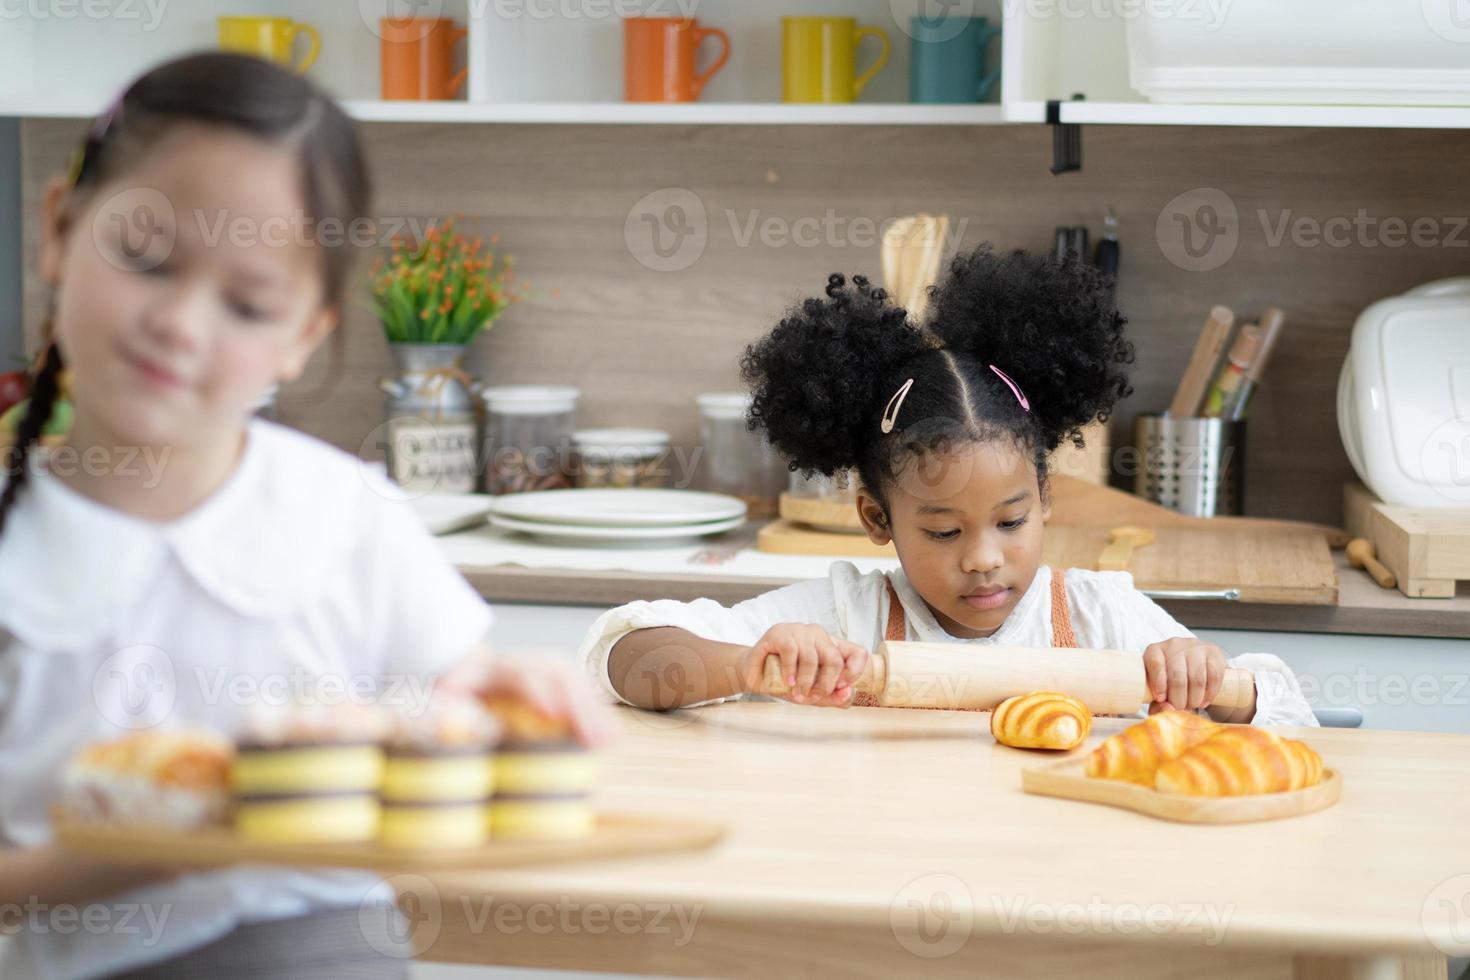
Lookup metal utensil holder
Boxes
[1133,413,1246,517]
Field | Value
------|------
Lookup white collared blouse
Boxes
[0,419,493,980]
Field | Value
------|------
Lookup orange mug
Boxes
[624,16,730,103]
[380,17,468,101]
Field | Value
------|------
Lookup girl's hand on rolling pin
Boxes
[1142,637,1229,713]
[740,624,869,708]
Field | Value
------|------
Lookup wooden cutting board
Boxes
[53,811,725,873]
[757,521,1338,605]
[1043,525,1338,605]
[1048,475,1349,548]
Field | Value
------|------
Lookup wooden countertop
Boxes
[457,548,1470,640]
[404,703,1464,978]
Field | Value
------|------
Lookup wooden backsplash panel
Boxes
[20,119,1470,523]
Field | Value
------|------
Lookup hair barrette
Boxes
[989,365,1030,412]
[880,378,914,434]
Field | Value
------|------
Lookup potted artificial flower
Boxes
[372,217,527,492]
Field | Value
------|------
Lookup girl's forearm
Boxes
[0,844,170,911]
[606,627,749,709]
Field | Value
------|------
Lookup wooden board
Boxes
[758,519,1338,604]
[778,493,865,534]
[1344,481,1470,598]
[757,519,895,558]
[1043,525,1339,605]
[1021,755,1342,824]
[1048,475,1350,548]
[52,811,725,873]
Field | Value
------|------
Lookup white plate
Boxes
[487,489,747,528]
[488,512,747,543]
[409,493,494,535]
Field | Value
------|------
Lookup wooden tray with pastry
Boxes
[52,694,724,872]
[1010,705,1341,824]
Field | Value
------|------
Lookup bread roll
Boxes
[1154,727,1324,797]
[62,730,234,829]
[990,691,1091,750]
[1083,710,1219,785]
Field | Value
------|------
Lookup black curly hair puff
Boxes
[740,246,1133,513]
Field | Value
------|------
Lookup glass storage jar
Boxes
[480,385,579,495]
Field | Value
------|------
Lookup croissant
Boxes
[1083,710,1220,785]
[990,691,1091,750]
[1154,727,1324,797]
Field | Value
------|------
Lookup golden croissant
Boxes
[990,691,1091,750]
[1083,710,1220,785]
[1154,727,1323,797]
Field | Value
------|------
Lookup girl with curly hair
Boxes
[581,246,1314,727]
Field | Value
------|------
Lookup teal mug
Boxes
[909,16,1001,104]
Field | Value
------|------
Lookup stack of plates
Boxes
[486,489,749,544]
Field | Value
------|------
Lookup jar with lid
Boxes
[572,428,670,488]
[697,392,788,519]
[480,385,579,495]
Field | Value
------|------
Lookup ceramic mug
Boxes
[218,16,320,74]
[624,16,731,102]
[782,16,891,103]
[380,17,469,101]
[909,16,1002,103]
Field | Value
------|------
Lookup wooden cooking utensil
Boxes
[763,640,1254,715]
[1346,537,1396,590]
[1098,525,1155,571]
[882,213,949,321]
[1168,306,1234,418]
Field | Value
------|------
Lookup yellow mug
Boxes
[218,16,321,74]
[782,16,890,103]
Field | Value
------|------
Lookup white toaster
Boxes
[1337,278,1470,507]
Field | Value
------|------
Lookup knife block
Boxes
[1343,482,1470,598]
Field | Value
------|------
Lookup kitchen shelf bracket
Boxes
[1047,98,1083,174]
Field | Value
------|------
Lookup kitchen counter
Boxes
[402,702,1462,978]
[444,525,1470,640]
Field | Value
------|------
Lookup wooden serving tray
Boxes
[1021,756,1342,824]
[53,811,725,872]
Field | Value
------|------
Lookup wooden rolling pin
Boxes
[763,640,1254,715]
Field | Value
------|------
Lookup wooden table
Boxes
[401,703,1467,979]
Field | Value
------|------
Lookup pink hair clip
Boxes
[989,365,1030,412]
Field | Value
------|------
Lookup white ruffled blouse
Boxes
[579,561,1318,728]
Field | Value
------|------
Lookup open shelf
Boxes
[342,101,1009,125]
[2,0,1467,130]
